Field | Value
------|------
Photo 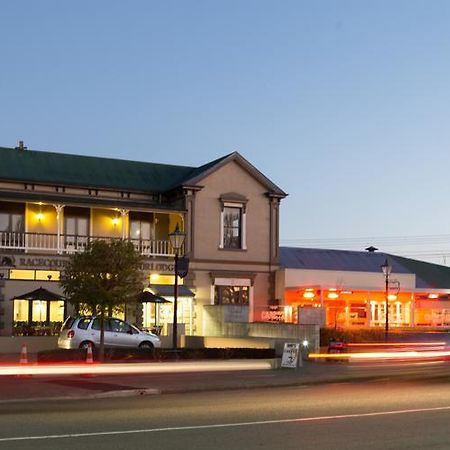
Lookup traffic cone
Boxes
[86,343,94,364]
[16,343,31,378]
[19,344,28,365]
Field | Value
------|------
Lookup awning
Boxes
[11,287,66,302]
[149,284,195,298]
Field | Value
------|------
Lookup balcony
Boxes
[0,231,175,257]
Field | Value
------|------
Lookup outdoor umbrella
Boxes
[138,290,169,303]
[11,287,66,302]
[138,290,170,327]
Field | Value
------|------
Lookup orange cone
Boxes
[86,343,94,364]
[16,343,31,378]
[81,343,95,378]
[19,344,28,365]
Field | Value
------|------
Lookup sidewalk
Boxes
[1,358,448,404]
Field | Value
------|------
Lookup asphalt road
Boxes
[1,376,450,450]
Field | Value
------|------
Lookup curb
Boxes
[0,388,161,405]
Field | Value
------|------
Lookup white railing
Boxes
[0,231,175,257]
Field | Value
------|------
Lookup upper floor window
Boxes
[219,193,247,250]
[223,206,242,249]
[0,202,25,233]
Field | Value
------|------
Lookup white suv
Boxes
[58,316,161,350]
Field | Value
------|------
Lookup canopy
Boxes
[138,290,170,303]
[11,287,66,302]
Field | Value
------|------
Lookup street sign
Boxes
[281,342,301,369]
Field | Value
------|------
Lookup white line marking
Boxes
[1,405,450,442]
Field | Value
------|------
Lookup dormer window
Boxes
[219,193,247,250]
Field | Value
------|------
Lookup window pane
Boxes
[11,214,24,232]
[65,217,75,235]
[32,301,47,322]
[214,285,249,305]
[223,207,241,248]
[14,300,28,321]
[77,217,88,236]
[10,269,35,280]
[130,221,140,239]
[49,301,65,322]
[0,213,9,231]
[35,270,60,281]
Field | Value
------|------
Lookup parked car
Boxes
[58,316,161,350]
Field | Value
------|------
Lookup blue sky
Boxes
[2,1,450,263]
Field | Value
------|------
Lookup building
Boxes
[0,144,287,337]
[276,247,450,329]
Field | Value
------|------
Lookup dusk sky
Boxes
[2,1,450,264]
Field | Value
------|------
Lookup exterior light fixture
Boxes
[327,292,339,299]
[36,212,44,222]
[381,258,392,341]
[303,292,315,299]
[168,223,186,349]
[112,217,120,226]
[428,294,439,299]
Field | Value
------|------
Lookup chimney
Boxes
[15,141,27,151]
[365,246,378,252]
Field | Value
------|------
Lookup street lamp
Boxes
[381,258,392,341]
[169,223,186,349]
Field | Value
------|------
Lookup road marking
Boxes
[1,405,450,442]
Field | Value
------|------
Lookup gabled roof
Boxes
[280,247,450,289]
[181,151,287,197]
[0,147,287,197]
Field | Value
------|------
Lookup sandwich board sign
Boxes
[281,342,301,368]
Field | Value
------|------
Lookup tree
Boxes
[61,239,143,361]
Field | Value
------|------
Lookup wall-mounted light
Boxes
[327,292,339,299]
[36,212,44,222]
[428,293,439,299]
[303,291,315,299]
[149,273,160,284]
[387,294,397,301]
[112,217,120,226]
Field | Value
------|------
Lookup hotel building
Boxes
[0,143,287,337]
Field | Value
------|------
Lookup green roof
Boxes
[0,146,202,193]
[0,146,286,198]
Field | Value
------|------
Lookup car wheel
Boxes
[79,341,94,350]
[139,341,154,351]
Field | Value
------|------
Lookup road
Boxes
[1,376,450,450]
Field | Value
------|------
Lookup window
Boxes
[0,212,24,233]
[223,207,242,249]
[109,318,131,333]
[214,286,249,305]
[9,269,60,281]
[219,194,247,250]
[92,318,111,331]
[64,207,89,251]
[77,318,91,330]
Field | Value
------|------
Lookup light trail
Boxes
[0,360,273,376]
[309,350,450,361]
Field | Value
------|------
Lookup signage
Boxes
[261,306,285,322]
[281,343,301,369]
[1,253,175,274]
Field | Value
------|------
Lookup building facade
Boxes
[0,144,286,337]
[276,247,450,329]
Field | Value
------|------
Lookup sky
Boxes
[2,1,450,264]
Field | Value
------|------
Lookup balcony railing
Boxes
[0,231,175,257]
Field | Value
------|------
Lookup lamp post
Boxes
[381,258,392,341]
[169,224,186,349]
